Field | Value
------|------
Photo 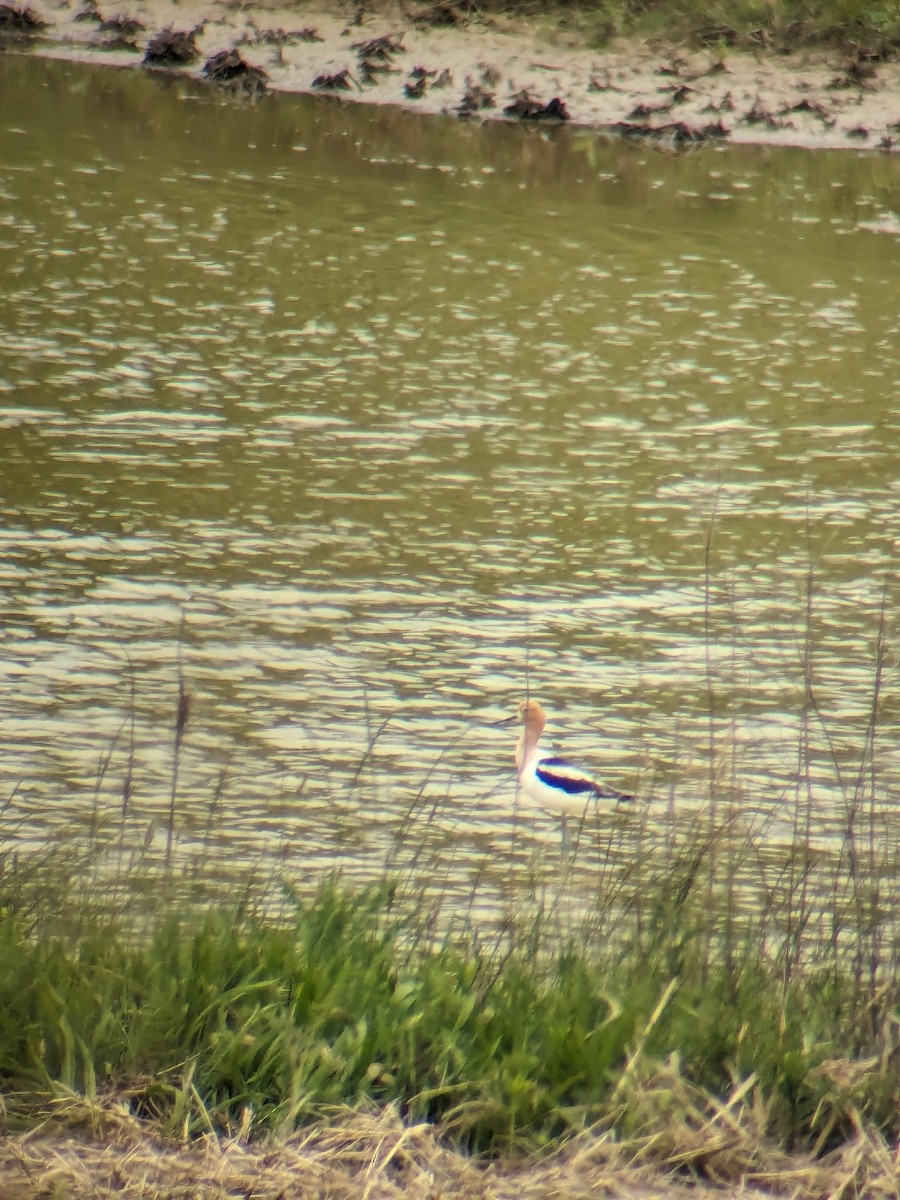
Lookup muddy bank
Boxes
[5,0,900,151]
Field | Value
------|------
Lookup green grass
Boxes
[1,560,898,1177]
[492,0,900,54]
[0,860,896,1163]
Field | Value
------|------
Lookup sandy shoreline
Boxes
[9,0,900,152]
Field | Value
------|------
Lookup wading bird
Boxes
[514,699,632,851]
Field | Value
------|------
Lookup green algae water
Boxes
[1,53,899,923]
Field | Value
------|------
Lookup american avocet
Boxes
[514,699,632,849]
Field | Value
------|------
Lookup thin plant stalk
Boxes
[701,493,720,979]
[166,625,191,872]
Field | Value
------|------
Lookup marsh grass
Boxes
[502,0,900,56]
[1,581,899,1194]
[0,784,898,1180]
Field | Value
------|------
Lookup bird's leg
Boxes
[559,814,571,857]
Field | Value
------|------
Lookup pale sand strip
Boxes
[14,0,900,152]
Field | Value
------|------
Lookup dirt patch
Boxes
[13,0,900,151]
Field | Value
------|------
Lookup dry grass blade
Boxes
[609,977,679,1104]
[617,1064,782,1182]
[814,1121,900,1200]
[0,1102,809,1200]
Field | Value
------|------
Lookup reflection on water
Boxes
[1,54,899,929]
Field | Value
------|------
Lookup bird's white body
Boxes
[514,700,631,831]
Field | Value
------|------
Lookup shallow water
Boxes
[1,54,899,926]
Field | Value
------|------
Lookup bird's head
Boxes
[517,699,547,731]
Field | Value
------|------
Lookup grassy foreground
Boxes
[0,851,898,1196]
[2,571,899,1196]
